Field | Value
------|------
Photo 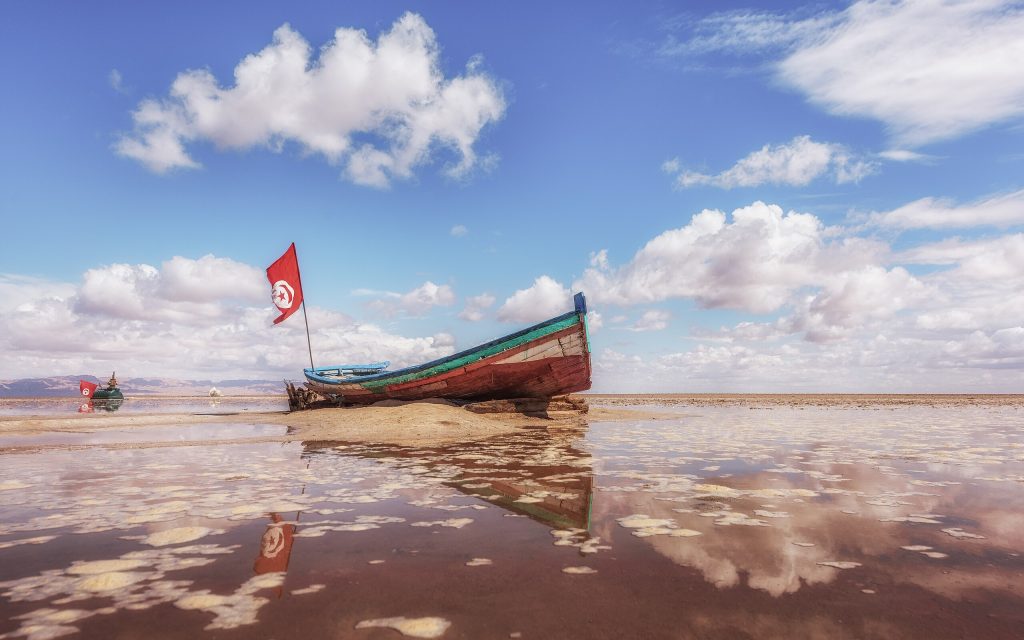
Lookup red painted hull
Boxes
[305,320,592,404]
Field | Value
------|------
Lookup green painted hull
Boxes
[92,388,124,400]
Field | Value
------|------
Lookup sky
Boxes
[1,0,1023,392]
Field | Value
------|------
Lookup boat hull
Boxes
[92,389,124,401]
[304,295,592,404]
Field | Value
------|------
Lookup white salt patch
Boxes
[879,516,943,524]
[0,535,56,550]
[335,523,379,532]
[176,593,229,609]
[714,512,768,527]
[816,561,861,570]
[862,589,876,594]
[355,616,452,638]
[142,527,222,547]
[466,558,492,566]
[562,566,597,574]
[901,545,932,551]
[77,571,149,592]
[410,518,473,529]
[753,510,789,518]
[292,584,326,595]
[68,559,148,575]
[368,560,386,565]
[921,551,948,559]
[230,505,263,515]
[617,514,674,529]
[942,527,985,540]
[668,529,702,537]
[246,572,285,590]
[792,542,815,547]
[514,496,544,504]
[0,480,31,491]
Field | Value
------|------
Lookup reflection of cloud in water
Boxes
[0,402,1022,636]
[588,403,1024,599]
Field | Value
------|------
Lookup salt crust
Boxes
[816,561,861,570]
[355,616,452,638]
[141,527,223,547]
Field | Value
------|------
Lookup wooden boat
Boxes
[92,372,124,401]
[303,292,592,404]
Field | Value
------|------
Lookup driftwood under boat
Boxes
[302,293,592,405]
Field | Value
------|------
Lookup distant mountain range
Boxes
[0,375,285,397]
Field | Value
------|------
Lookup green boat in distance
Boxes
[92,372,124,401]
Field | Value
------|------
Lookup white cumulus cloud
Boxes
[0,258,455,379]
[116,13,506,186]
[496,276,573,323]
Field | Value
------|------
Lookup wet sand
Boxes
[0,397,679,449]
[1,396,1023,639]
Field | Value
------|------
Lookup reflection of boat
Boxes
[303,293,591,404]
[92,372,124,401]
[77,398,123,413]
[451,475,593,530]
[302,427,594,530]
[93,398,123,412]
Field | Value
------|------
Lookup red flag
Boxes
[79,380,98,398]
[267,243,304,325]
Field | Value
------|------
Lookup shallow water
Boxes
[1,403,1023,639]
[0,397,288,417]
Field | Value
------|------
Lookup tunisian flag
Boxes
[267,243,304,325]
[79,380,98,398]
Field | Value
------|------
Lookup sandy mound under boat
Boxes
[0,396,679,449]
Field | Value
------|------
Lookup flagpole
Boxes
[300,300,314,371]
[293,245,315,372]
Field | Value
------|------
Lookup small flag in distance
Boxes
[79,380,98,398]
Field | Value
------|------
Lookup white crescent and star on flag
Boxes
[272,280,295,310]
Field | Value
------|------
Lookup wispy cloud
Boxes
[629,310,670,332]
[655,1,1024,146]
[457,293,495,322]
[367,281,456,318]
[668,135,876,189]
[108,69,128,95]
[869,188,1024,229]
[115,13,506,186]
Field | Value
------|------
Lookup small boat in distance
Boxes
[303,293,592,404]
[93,372,124,401]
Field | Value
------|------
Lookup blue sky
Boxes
[2,1,1023,391]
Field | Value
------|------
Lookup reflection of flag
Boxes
[254,514,296,575]
[79,380,98,398]
[78,402,94,413]
[267,243,304,325]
